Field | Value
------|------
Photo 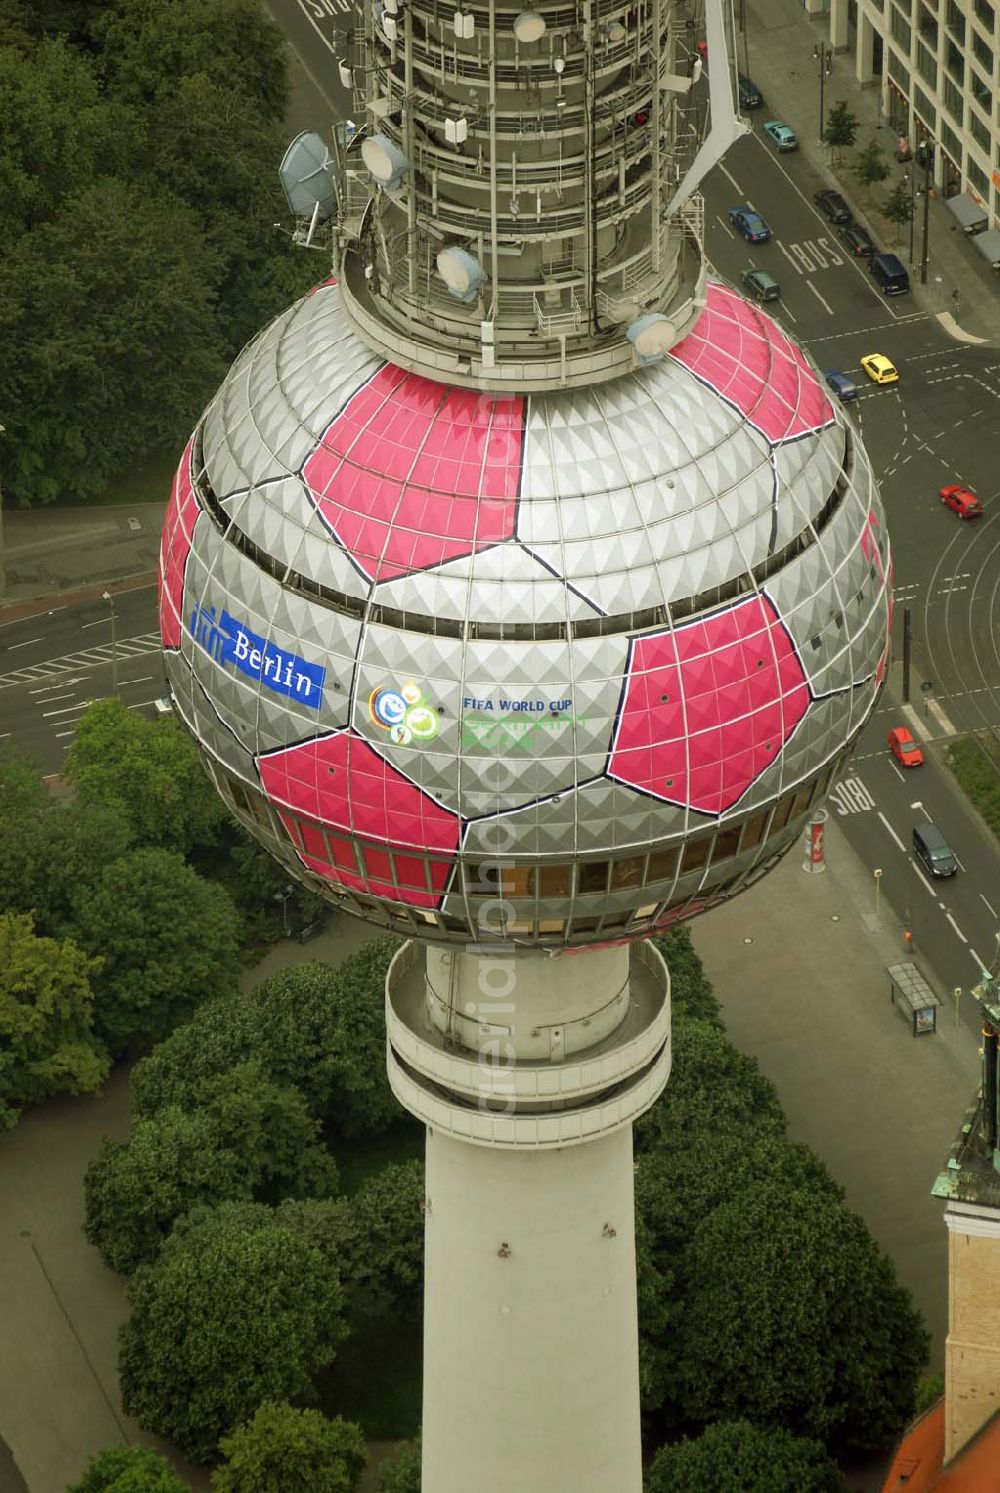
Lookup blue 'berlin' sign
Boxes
[189,602,326,709]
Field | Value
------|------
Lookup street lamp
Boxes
[813,41,833,144]
[102,589,118,696]
[273,884,294,938]
[918,137,935,285]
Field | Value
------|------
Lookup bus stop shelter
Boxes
[887,963,941,1035]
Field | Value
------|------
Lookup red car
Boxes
[888,726,924,768]
[940,484,984,519]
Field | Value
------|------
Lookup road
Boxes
[0,590,166,772]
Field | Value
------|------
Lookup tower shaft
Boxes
[385,940,671,1491]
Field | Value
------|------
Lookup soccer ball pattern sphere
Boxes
[159,277,891,949]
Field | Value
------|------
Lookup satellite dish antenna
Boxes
[278,131,338,222]
[436,246,484,301]
[513,9,546,41]
[362,134,410,189]
[626,313,677,363]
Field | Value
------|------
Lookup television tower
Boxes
[159,0,892,1484]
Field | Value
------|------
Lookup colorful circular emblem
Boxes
[370,681,439,745]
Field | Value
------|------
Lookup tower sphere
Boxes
[159,276,891,951]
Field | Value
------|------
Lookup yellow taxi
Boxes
[860,353,899,385]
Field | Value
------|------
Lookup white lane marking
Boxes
[971,947,988,974]
[54,729,77,738]
[946,913,968,944]
[30,678,84,694]
[716,215,736,238]
[878,811,907,852]
[954,853,966,872]
[807,281,834,315]
[81,617,111,630]
[719,163,742,194]
[909,859,939,897]
[32,691,76,705]
[0,633,161,689]
[8,636,43,650]
[981,893,999,918]
[42,700,93,718]
[889,760,906,784]
[126,675,154,686]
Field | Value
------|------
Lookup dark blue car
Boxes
[824,369,858,402]
[728,205,771,243]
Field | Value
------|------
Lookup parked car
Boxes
[913,822,958,879]
[737,73,762,109]
[870,252,910,295]
[939,484,984,518]
[763,120,798,151]
[840,224,877,257]
[824,369,858,401]
[888,726,923,767]
[728,204,771,242]
[860,352,899,385]
[740,267,781,302]
[814,189,852,225]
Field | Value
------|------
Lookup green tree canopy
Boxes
[652,926,722,1026]
[883,179,915,239]
[131,942,402,1136]
[676,1180,928,1451]
[645,1421,846,1492]
[374,1441,421,1493]
[340,1160,425,1320]
[64,699,228,857]
[855,140,890,199]
[67,1444,192,1491]
[90,0,290,122]
[634,1017,784,1155]
[0,912,108,1129]
[120,1200,348,1463]
[84,1061,338,1273]
[70,846,242,1055]
[823,100,859,158]
[212,1402,366,1493]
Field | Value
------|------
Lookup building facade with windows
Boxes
[827,0,1000,220]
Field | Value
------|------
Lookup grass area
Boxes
[336,1119,424,1196]
[947,735,1000,838]
[100,454,177,507]
[320,1310,422,1439]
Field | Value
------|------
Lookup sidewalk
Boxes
[691,816,979,1364]
[741,0,1000,342]
[1,503,164,617]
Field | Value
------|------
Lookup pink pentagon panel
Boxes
[158,438,199,649]
[670,282,833,443]
[608,595,811,814]
[258,730,461,907]
[302,365,524,582]
[306,274,339,296]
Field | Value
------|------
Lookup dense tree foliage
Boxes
[85,1061,338,1272]
[645,1421,846,1493]
[69,846,242,1054]
[652,926,722,1026]
[375,1441,421,1493]
[65,701,228,858]
[339,1161,425,1320]
[212,1402,366,1492]
[0,912,108,1129]
[67,1445,192,1492]
[120,1201,348,1463]
[676,1181,928,1451]
[131,943,402,1136]
[0,0,315,507]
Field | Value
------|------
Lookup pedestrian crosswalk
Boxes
[0,633,162,689]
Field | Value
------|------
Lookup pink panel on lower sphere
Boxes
[158,439,199,649]
[608,595,811,814]
[303,365,524,582]
[670,283,833,443]
[258,731,461,906]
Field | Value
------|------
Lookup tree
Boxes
[64,700,228,857]
[131,942,403,1136]
[67,1444,192,1491]
[823,100,858,161]
[0,178,227,506]
[91,0,290,124]
[212,1402,366,1493]
[120,1201,348,1463]
[646,1421,846,1493]
[634,1018,784,1156]
[676,1180,928,1452]
[883,179,915,243]
[340,1161,425,1320]
[652,926,722,1026]
[855,140,890,200]
[84,1061,338,1274]
[70,847,241,1055]
[375,1441,421,1493]
[0,913,108,1130]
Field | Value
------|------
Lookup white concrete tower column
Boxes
[385,939,671,1493]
